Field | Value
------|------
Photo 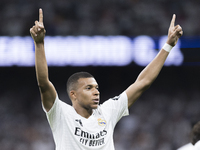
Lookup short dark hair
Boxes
[192,121,200,145]
[66,72,94,96]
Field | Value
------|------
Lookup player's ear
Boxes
[70,90,77,101]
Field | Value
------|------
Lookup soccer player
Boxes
[177,121,200,150]
[191,121,200,149]
[30,8,183,150]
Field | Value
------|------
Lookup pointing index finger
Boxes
[39,8,43,23]
[170,14,176,28]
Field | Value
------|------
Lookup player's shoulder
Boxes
[55,97,74,112]
[100,91,127,106]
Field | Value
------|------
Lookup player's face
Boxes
[75,77,100,110]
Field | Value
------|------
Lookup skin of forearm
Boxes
[136,49,169,88]
[35,42,49,87]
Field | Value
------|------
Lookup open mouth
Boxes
[93,99,99,103]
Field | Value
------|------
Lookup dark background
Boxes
[0,0,200,37]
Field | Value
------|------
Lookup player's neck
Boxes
[73,105,93,119]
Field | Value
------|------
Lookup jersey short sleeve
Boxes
[99,91,129,126]
[42,95,67,131]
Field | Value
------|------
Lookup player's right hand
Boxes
[30,8,46,43]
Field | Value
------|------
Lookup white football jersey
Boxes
[177,143,194,150]
[43,91,129,150]
[195,141,200,150]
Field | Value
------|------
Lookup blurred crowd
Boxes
[1,67,200,150]
[0,0,200,36]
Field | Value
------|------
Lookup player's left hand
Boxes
[166,14,183,47]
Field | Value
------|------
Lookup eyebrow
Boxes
[86,84,99,88]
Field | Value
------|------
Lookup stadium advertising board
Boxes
[0,36,199,66]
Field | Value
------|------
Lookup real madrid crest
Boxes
[97,118,106,126]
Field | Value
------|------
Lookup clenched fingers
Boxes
[30,26,37,36]
[174,25,183,36]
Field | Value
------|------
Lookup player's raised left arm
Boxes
[125,14,183,108]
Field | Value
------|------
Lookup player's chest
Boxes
[65,112,110,148]
[72,112,108,131]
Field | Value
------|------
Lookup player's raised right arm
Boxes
[30,8,56,112]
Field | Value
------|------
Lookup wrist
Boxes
[162,43,173,52]
[34,41,44,48]
[34,41,44,45]
[166,39,175,47]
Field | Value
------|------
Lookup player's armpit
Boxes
[39,81,57,112]
[125,80,150,108]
